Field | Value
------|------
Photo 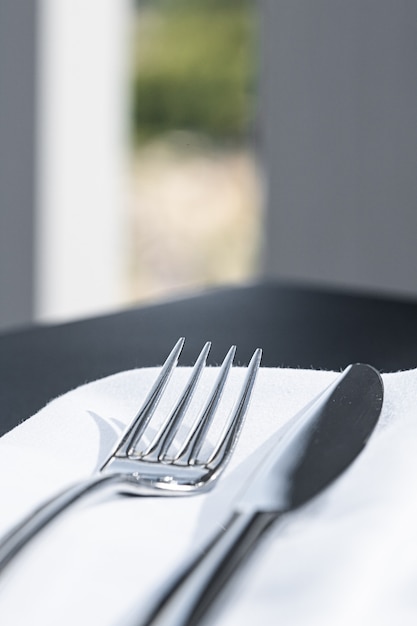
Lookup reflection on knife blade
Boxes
[136,363,383,626]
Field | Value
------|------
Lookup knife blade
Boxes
[139,363,383,626]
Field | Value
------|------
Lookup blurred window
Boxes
[128,0,263,302]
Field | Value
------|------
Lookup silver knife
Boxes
[138,363,383,626]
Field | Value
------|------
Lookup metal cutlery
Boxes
[0,338,262,574]
[139,363,383,626]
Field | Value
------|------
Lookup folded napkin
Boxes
[0,366,417,625]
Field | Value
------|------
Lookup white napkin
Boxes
[0,366,416,625]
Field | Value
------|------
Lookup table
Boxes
[1,280,417,438]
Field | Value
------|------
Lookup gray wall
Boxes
[260,1,417,297]
[0,0,37,329]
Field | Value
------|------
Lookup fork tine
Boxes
[142,341,212,461]
[206,347,262,471]
[174,345,236,464]
[107,337,185,461]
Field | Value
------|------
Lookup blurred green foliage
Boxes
[131,0,256,145]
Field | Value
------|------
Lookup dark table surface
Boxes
[1,280,417,437]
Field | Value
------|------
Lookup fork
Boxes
[0,338,262,574]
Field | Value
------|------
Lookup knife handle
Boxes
[141,509,278,626]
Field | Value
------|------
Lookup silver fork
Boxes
[0,338,262,574]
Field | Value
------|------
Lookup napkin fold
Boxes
[0,366,417,625]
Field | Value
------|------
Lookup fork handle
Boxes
[139,509,279,626]
[0,473,121,573]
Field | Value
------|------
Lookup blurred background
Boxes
[1,0,417,331]
[128,0,263,303]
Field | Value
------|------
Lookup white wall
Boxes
[260,1,417,297]
[0,0,131,330]
[36,0,131,322]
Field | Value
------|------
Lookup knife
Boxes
[138,363,383,626]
